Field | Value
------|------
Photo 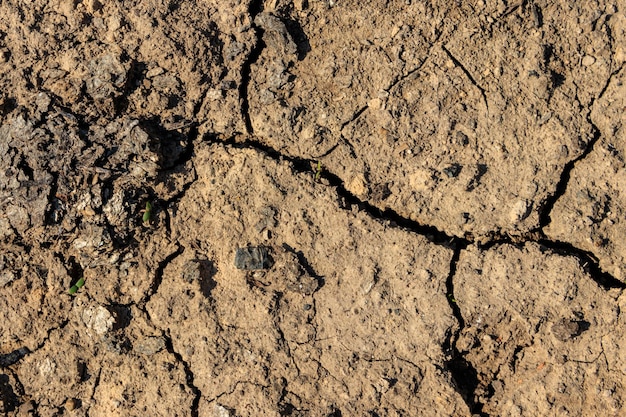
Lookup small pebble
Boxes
[65,398,80,411]
[582,55,596,67]
[443,164,462,178]
[455,131,469,146]
[182,260,202,283]
[146,67,165,78]
[205,89,224,100]
[368,98,383,109]
[214,404,231,417]
[509,200,531,222]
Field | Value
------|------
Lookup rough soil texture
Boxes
[0,1,625,416]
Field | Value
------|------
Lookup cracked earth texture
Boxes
[0,0,625,416]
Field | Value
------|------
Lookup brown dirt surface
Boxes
[0,1,624,416]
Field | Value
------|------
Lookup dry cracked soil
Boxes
[0,0,625,416]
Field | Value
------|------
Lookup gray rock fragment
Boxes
[135,336,166,355]
[234,246,272,270]
[254,13,297,58]
[552,318,584,341]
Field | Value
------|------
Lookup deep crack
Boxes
[214,134,458,247]
[535,64,626,289]
[212,133,625,291]
[540,64,624,229]
[480,236,626,290]
[538,124,600,229]
[537,239,626,289]
[163,332,201,417]
[443,243,487,416]
[239,0,265,134]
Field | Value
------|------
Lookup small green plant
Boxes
[314,161,322,182]
[142,201,153,225]
[69,277,85,295]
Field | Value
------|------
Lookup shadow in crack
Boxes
[537,239,626,290]
[215,134,458,247]
[114,58,147,116]
[445,355,483,414]
[240,0,266,134]
[284,17,311,60]
[281,243,325,290]
[138,117,193,169]
[163,333,201,417]
[0,374,18,412]
[107,304,133,330]
[444,243,488,416]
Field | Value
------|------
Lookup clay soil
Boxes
[1,1,625,416]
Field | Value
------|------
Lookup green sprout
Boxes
[314,161,322,182]
[69,277,85,295]
[142,201,152,225]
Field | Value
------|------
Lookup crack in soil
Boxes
[43,171,59,226]
[442,45,489,112]
[0,368,25,414]
[212,380,271,404]
[540,63,624,230]
[536,239,626,289]
[215,134,458,247]
[239,0,265,135]
[340,105,368,130]
[538,121,598,229]
[214,131,624,287]
[532,65,626,290]
[1,4,621,415]
[384,34,440,95]
[3,319,71,369]
[163,331,201,417]
[384,57,427,92]
[205,130,625,414]
[479,236,626,290]
[84,367,102,416]
[443,243,487,416]
[150,8,626,413]
[139,245,184,307]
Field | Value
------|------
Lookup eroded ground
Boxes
[0,1,625,416]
